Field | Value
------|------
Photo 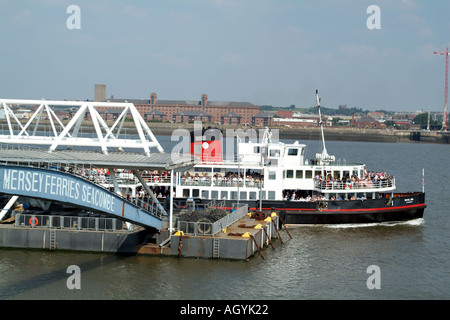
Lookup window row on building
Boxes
[98,93,275,125]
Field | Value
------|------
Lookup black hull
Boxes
[174,192,426,225]
[277,205,425,225]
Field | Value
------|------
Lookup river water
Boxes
[0,136,449,301]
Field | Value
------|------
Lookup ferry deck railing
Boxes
[14,213,139,232]
[314,178,395,191]
[180,179,264,188]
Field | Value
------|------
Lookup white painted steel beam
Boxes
[19,103,43,137]
[48,103,89,153]
[108,168,122,196]
[132,169,167,216]
[0,99,164,156]
[0,195,19,221]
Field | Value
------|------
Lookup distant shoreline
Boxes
[2,120,449,144]
[147,124,449,144]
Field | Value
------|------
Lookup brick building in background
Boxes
[97,86,260,125]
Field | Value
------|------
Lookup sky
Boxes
[0,0,449,112]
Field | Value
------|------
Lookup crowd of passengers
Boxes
[62,166,393,203]
[67,167,170,184]
[180,170,263,185]
[313,169,395,189]
[283,190,368,202]
[135,185,171,200]
[62,167,172,201]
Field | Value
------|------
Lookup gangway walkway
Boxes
[0,164,163,230]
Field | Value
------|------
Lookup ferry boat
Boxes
[170,91,426,225]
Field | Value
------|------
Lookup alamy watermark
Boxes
[66,265,81,289]
[66,5,81,30]
[366,5,381,30]
[65,5,380,31]
[366,265,381,289]
[169,121,279,165]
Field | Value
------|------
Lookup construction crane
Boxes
[434,47,449,131]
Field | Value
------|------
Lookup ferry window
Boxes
[195,167,211,172]
[269,149,280,157]
[334,171,340,179]
[220,191,228,199]
[253,146,260,153]
[230,191,237,200]
[202,190,209,199]
[211,190,219,199]
[286,170,294,178]
[296,170,303,179]
[249,192,257,200]
[269,171,276,180]
[240,191,247,200]
[305,170,312,178]
[183,189,190,197]
[268,191,276,199]
[288,148,298,156]
[260,191,266,199]
[193,189,199,197]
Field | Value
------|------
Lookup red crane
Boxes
[434,47,449,131]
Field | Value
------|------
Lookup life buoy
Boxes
[29,217,39,226]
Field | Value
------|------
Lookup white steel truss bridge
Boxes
[0,99,163,156]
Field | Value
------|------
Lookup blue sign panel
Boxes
[0,165,162,229]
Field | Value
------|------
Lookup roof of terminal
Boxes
[0,148,194,171]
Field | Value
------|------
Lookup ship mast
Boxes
[315,90,335,165]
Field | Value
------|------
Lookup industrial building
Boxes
[95,85,260,125]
